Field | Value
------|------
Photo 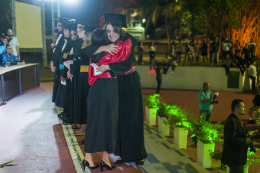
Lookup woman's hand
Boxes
[66,60,73,65]
[96,64,110,73]
[61,76,66,82]
[104,44,119,55]
[67,69,73,79]
[63,52,69,59]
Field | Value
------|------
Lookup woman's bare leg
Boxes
[102,151,112,167]
[85,153,95,167]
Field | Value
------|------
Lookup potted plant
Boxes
[193,116,224,168]
[170,107,195,149]
[144,94,161,125]
[157,103,172,136]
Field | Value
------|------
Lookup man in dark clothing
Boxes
[222,99,253,173]
[211,37,219,67]
[156,63,163,94]
[238,53,247,76]
[248,88,260,124]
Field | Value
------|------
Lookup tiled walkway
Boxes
[141,122,208,173]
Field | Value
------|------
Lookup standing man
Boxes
[198,82,213,122]
[221,38,231,60]
[211,37,219,67]
[222,99,253,173]
[176,40,182,63]
[235,40,241,58]
[247,60,258,91]
[6,29,20,61]
[156,63,163,94]
[248,38,256,58]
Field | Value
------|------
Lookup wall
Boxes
[135,66,254,92]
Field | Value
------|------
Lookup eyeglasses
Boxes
[57,24,62,27]
[73,33,77,36]
[77,26,83,29]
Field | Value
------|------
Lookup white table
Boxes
[0,63,40,105]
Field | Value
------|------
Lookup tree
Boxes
[141,0,181,50]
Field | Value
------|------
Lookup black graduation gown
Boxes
[55,38,72,108]
[86,33,147,162]
[51,33,65,103]
[63,46,74,116]
[74,39,91,124]
[84,76,118,153]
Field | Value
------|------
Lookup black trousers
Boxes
[249,75,256,90]
[138,55,143,65]
[227,164,245,173]
[156,78,161,94]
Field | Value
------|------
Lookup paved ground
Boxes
[1,81,260,173]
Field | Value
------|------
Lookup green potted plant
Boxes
[144,94,161,125]
[170,107,195,149]
[157,103,172,136]
[193,115,224,168]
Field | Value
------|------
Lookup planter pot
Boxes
[145,107,157,125]
[226,165,248,173]
[174,127,188,149]
[197,140,215,168]
[158,117,170,136]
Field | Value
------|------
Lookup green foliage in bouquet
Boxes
[191,115,224,144]
[144,94,161,108]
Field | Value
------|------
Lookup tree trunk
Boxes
[165,16,170,51]
[192,11,194,44]
[218,3,226,53]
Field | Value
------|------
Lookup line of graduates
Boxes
[50,13,147,172]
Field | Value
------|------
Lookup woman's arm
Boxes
[108,33,137,77]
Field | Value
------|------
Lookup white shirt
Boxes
[248,64,257,77]
[9,37,19,56]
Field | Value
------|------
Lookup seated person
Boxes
[0,44,19,66]
[238,53,247,76]
[230,54,238,67]
[222,54,231,76]
[248,88,260,125]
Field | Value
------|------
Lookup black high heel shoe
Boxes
[135,159,145,165]
[100,160,116,172]
[81,159,99,171]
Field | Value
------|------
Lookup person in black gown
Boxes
[82,27,134,171]
[50,18,66,116]
[55,23,72,120]
[86,13,147,166]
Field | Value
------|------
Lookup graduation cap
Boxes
[85,26,99,33]
[104,13,127,28]
[70,22,77,31]
[76,18,99,32]
[58,17,70,24]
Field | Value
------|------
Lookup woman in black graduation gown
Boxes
[71,20,97,135]
[86,13,147,165]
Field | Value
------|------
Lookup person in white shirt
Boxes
[248,38,256,58]
[248,60,258,91]
[6,29,20,60]
[221,38,231,60]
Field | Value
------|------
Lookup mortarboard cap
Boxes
[85,26,99,33]
[58,17,70,24]
[70,22,77,31]
[104,13,127,28]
